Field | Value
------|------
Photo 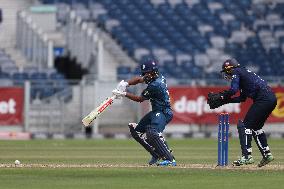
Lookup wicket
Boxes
[217,113,230,166]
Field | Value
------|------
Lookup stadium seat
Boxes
[12,73,29,86]
[0,72,10,79]
[30,72,48,80]
[50,72,65,79]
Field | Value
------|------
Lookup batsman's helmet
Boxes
[140,59,159,84]
[221,58,240,74]
[140,59,159,75]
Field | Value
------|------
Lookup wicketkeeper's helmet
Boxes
[221,58,240,74]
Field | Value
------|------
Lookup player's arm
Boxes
[229,91,247,103]
[115,77,144,93]
[127,76,144,86]
[125,92,145,102]
[114,85,153,103]
[125,85,154,102]
[112,90,146,103]
[222,73,240,99]
[207,73,240,109]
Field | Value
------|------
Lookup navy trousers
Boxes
[135,109,173,133]
[244,90,277,130]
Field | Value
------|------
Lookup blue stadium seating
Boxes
[0,72,10,79]
[0,47,71,100]
[12,73,29,86]
[41,0,284,78]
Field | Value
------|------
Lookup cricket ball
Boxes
[14,160,21,165]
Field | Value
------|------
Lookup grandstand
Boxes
[39,0,284,78]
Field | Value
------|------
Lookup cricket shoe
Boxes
[258,154,274,167]
[232,155,254,166]
[148,156,160,165]
[157,159,177,167]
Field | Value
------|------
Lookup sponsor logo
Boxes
[173,96,241,115]
[272,93,284,118]
[0,99,16,114]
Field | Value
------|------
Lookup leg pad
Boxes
[128,123,159,158]
[237,120,252,158]
[146,126,173,161]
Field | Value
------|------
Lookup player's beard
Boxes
[143,74,154,84]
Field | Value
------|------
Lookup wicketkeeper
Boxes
[112,59,176,166]
[207,58,277,167]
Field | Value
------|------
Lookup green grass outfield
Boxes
[0,138,284,189]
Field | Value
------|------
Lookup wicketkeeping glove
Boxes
[207,92,229,109]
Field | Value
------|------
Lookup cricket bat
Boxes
[82,95,116,127]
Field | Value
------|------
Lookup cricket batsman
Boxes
[112,59,176,166]
[207,58,277,167]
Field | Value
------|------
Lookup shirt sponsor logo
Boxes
[143,91,149,96]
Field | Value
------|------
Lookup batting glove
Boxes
[112,89,126,98]
[116,80,129,92]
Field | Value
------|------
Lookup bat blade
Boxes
[82,95,116,127]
